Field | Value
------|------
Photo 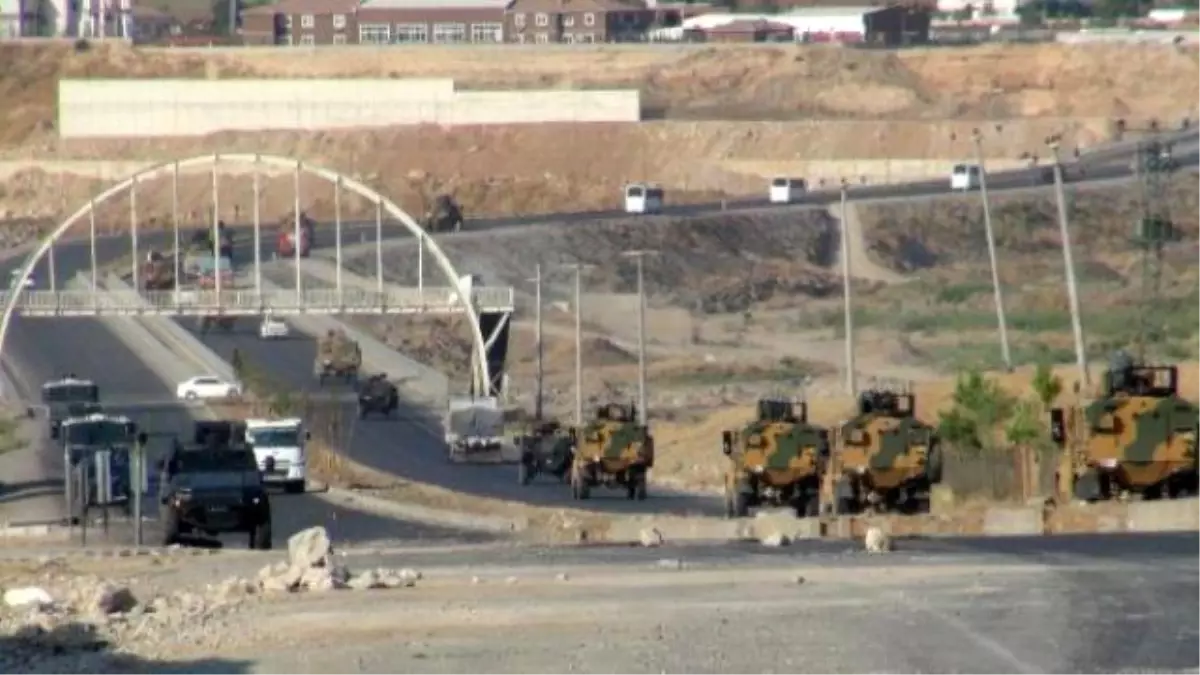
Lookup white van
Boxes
[245,418,309,494]
[624,183,664,215]
[768,177,807,204]
[950,164,981,191]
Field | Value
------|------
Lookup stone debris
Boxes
[760,532,790,548]
[864,526,893,554]
[255,527,417,594]
[3,586,54,610]
[639,527,665,548]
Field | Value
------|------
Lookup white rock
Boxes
[287,526,333,569]
[555,573,570,582]
[760,532,790,548]
[397,568,422,582]
[638,527,665,548]
[3,587,53,610]
[347,570,386,590]
[864,526,892,554]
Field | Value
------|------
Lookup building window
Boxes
[583,12,594,26]
[516,33,526,42]
[432,22,466,43]
[333,33,346,44]
[514,13,525,27]
[563,33,575,43]
[579,32,594,42]
[535,31,549,43]
[535,12,548,26]
[564,15,574,26]
[332,13,345,29]
[299,33,315,45]
[470,21,502,42]
[394,22,428,42]
[300,13,313,28]
[358,22,390,44]
[285,14,293,28]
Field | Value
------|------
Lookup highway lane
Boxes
[1,317,482,546]
[7,135,1195,517]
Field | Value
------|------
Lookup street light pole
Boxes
[1048,136,1091,388]
[972,128,1013,371]
[532,264,544,421]
[839,181,856,397]
[621,250,657,425]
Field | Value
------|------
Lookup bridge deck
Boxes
[2,286,515,316]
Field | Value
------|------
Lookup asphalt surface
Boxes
[0,316,492,546]
[4,132,1198,517]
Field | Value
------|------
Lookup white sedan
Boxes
[176,375,242,402]
[259,316,290,340]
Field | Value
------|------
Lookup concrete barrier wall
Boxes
[58,79,642,138]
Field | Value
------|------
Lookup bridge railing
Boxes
[1,286,515,316]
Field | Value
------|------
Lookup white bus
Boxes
[624,183,664,214]
[768,177,807,204]
[950,164,981,191]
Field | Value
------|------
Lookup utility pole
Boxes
[621,250,658,426]
[1047,136,1090,388]
[572,265,584,425]
[839,181,856,397]
[529,264,545,421]
[971,127,1013,372]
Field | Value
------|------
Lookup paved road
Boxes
[4,133,1196,517]
[0,316,491,546]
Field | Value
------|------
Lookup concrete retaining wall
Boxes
[57,79,642,138]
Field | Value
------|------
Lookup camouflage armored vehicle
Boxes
[423,195,464,234]
[515,419,574,485]
[721,398,830,519]
[141,251,175,291]
[827,388,943,515]
[567,402,654,501]
[357,373,399,419]
[1050,352,1198,501]
[313,329,362,385]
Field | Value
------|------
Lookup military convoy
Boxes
[721,398,829,518]
[568,402,654,501]
[314,329,362,385]
[1051,352,1198,502]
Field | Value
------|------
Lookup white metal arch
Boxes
[0,153,491,395]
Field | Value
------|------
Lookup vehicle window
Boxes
[41,383,99,404]
[175,450,258,473]
[248,428,301,447]
[195,377,218,385]
[645,188,664,200]
[771,178,789,187]
[952,164,968,174]
[626,185,644,197]
[63,420,133,446]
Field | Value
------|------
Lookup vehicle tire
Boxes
[250,520,273,550]
[518,461,532,486]
[724,488,749,519]
[184,391,198,401]
[162,507,181,546]
[835,497,857,515]
[627,469,648,501]
[284,480,305,495]
[798,493,820,518]
[570,469,590,501]
[926,444,944,485]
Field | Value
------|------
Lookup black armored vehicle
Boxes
[158,441,273,549]
[515,419,574,485]
[357,374,399,419]
[41,376,101,440]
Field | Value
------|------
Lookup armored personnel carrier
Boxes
[358,374,399,419]
[515,419,574,485]
[313,329,361,386]
[721,398,829,518]
[567,402,653,501]
[827,388,943,515]
[1051,351,1198,501]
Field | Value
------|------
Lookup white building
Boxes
[649,6,880,42]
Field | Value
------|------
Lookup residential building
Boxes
[699,17,794,39]
[504,0,655,43]
[241,0,359,45]
[654,3,928,42]
[355,0,506,46]
[0,0,34,37]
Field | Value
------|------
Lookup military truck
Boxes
[721,398,829,519]
[41,376,101,440]
[827,388,943,515]
[358,374,399,419]
[423,195,464,234]
[158,442,272,549]
[313,329,362,386]
[515,419,574,485]
[1050,352,1198,502]
[277,210,316,258]
[567,402,654,501]
[444,395,508,463]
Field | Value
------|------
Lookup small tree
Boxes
[937,370,1018,454]
[1030,361,1063,411]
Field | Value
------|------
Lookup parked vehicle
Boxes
[768,177,807,204]
[624,183,664,214]
[259,315,290,340]
[950,164,981,191]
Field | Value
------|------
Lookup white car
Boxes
[176,375,242,402]
[950,164,981,191]
[623,183,664,215]
[768,177,807,204]
[259,316,290,340]
[9,269,34,290]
